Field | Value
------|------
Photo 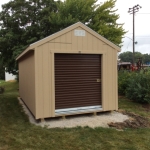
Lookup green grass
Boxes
[0,81,150,150]
[119,96,150,118]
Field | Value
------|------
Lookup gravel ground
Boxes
[18,98,129,128]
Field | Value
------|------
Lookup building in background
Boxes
[5,71,16,81]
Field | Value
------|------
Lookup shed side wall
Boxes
[19,51,36,116]
[102,45,118,111]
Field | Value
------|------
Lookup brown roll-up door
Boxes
[55,54,101,110]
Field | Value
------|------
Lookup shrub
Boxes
[125,71,150,103]
[118,71,131,95]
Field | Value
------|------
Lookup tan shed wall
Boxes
[102,46,118,111]
[19,51,36,116]
[34,27,118,119]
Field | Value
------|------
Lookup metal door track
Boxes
[55,105,103,116]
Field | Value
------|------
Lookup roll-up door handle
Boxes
[97,79,101,82]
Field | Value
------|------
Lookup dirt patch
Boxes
[108,111,150,129]
[142,104,150,112]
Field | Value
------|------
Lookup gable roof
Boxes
[16,22,120,60]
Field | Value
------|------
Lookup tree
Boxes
[50,0,97,30]
[89,0,125,46]
[143,54,150,64]
[0,0,125,74]
[134,52,143,63]
[118,51,150,64]
[0,57,5,80]
[0,0,58,74]
[52,0,125,46]
[118,51,133,63]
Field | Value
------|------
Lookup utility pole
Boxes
[128,4,141,66]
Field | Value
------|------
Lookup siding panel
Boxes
[36,47,44,118]
[43,44,50,117]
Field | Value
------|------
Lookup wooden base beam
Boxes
[62,116,66,120]
[93,112,97,116]
[41,118,45,123]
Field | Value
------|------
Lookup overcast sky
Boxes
[0,0,150,54]
[115,0,150,54]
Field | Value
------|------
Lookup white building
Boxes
[5,72,16,81]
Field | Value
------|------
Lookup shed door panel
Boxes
[55,54,101,109]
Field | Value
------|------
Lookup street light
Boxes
[128,4,142,66]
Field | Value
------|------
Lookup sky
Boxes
[0,0,150,54]
[115,0,150,55]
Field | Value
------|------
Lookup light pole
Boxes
[128,4,141,66]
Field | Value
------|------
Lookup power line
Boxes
[136,35,150,37]
[124,40,132,51]
[135,37,150,39]
[124,36,150,38]
[137,13,150,14]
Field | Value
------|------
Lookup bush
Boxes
[118,71,131,95]
[125,71,150,103]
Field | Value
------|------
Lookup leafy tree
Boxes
[143,54,150,64]
[0,0,58,74]
[89,0,125,46]
[53,0,125,46]
[118,51,133,63]
[50,0,97,30]
[0,0,125,74]
[135,52,142,61]
[118,51,150,64]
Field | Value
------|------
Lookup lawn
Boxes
[0,81,150,150]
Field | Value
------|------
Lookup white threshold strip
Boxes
[55,105,103,116]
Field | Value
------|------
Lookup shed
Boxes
[16,22,120,119]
